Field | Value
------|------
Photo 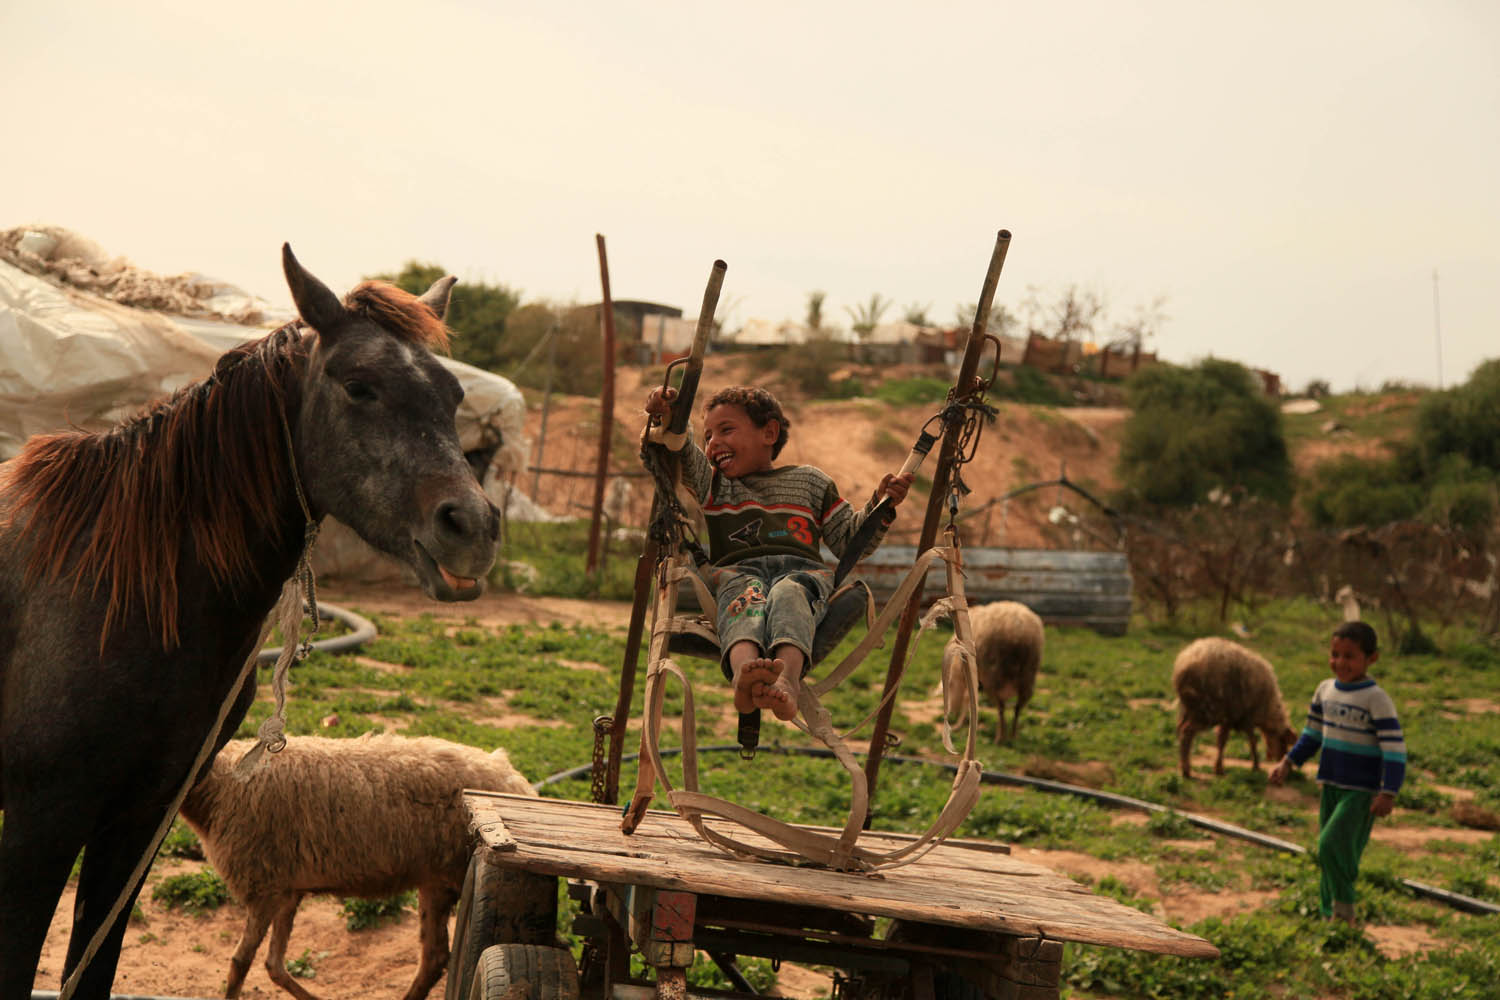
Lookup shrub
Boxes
[152,869,229,914]
[1117,360,1292,508]
[341,891,416,930]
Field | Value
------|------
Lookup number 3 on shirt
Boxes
[787,516,814,545]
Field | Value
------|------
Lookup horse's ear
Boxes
[282,243,347,336]
[418,275,458,321]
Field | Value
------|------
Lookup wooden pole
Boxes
[862,230,1011,818]
[530,325,558,501]
[586,234,617,575]
[605,259,727,804]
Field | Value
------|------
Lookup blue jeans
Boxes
[707,555,834,680]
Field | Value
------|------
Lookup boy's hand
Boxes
[879,472,916,508]
[1267,759,1290,786]
[1371,791,1396,817]
[645,386,677,420]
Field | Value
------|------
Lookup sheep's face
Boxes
[1266,726,1297,762]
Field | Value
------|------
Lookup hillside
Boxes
[513,357,1414,550]
[515,356,1128,550]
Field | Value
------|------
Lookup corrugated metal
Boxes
[852,546,1132,636]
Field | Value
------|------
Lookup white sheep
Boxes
[942,600,1045,744]
[177,733,536,1000]
[1171,637,1297,778]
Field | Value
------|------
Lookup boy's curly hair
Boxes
[704,385,791,459]
[1333,620,1378,656]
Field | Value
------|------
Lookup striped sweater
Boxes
[676,439,889,567]
[1286,677,1406,795]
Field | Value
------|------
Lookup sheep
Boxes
[1171,637,1297,778]
[177,733,536,1000]
[942,600,1045,744]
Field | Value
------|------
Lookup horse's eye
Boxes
[344,380,376,402]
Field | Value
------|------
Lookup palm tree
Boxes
[845,293,891,343]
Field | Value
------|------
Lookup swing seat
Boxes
[664,579,872,665]
[666,580,873,758]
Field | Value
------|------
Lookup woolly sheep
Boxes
[1171,637,1297,778]
[178,733,536,1000]
[942,600,1045,744]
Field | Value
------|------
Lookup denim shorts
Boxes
[707,555,834,679]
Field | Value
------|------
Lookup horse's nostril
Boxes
[437,500,477,540]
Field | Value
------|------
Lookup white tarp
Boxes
[0,226,533,581]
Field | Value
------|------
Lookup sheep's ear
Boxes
[282,243,347,337]
[418,275,457,321]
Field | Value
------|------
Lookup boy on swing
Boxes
[644,384,915,722]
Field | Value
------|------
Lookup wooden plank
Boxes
[463,792,1218,960]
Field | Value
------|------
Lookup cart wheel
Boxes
[446,852,494,1000]
[469,943,580,1000]
[448,851,562,1000]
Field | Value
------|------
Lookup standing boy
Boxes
[1269,621,1406,924]
[644,384,913,722]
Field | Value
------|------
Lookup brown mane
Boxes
[343,281,451,354]
[0,325,305,650]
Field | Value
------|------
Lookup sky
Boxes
[3,1,1496,393]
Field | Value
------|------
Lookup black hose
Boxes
[535,744,1500,915]
[256,602,377,663]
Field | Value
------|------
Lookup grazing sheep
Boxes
[1172,637,1297,778]
[178,733,536,1000]
[942,600,1045,744]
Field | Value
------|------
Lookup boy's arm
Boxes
[1373,692,1407,801]
[1277,691,1327,772]
[641,387,713,501]
[822,472,916,561]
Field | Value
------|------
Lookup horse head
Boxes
[282,244,499,600]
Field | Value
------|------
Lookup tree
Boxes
[503,301,603,396]
[805,290,827,333]
[845,293,891,343]
[902,301,933,326]
[1117,359,1292,508]
[372,261,521,373]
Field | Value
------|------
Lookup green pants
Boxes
[1318,784,1376,917]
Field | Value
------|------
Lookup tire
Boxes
[447,852,502,1000]
[470,943,580,1000]
[444,851,486,1000]
[448,852,562,1000]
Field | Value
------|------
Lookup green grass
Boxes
[158,590,1499,1000]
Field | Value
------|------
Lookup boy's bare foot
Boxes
[732,657,783,714]
[757,658,801,721]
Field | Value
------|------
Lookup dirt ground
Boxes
[34,588,1466,998]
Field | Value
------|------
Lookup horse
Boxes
[0,245,501,1000]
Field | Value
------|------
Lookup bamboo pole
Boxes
[586,234,617,575]
[862,230,1011,817]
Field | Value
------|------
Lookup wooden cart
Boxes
[452,791,1217,1000]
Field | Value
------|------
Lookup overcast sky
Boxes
[4,1,1495,393]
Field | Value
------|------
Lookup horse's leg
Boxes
[0,813,85,998]
[62,812,171,1000]
[403,884,460,1000]
[264,893,322,1000]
